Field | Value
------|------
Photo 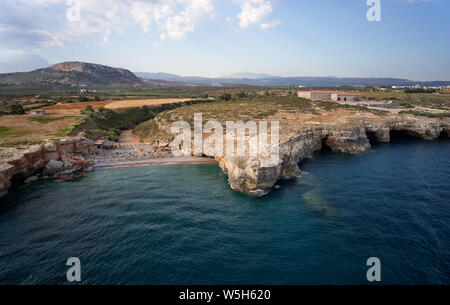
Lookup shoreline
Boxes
[92,156,217,169]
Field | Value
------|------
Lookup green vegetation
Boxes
[0,101,25,116]
[29,116,68,124]
[361,91,450,110]
[72,99,213,140]
[219,93,232,101]
[399,110,450,118]
[0,126,11,134]
[150,95,389,128]
[313,100,388,115]
[134,120,172,144]
[0,125,32,138]
[134,95,390,142]
[405,88,436,94]
[0,140,42,148]
[154,96,315,127]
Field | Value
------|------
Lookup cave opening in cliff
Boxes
[321,138,333,152]
[439,130,449,139]
[366,131,379,144]
[389,130,418,142]
[9,173,26,190]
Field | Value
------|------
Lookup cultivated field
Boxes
[43,101,113,115]
[105,98,195,110]
[0,114,82,147]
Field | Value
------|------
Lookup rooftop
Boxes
[299,91,361,95]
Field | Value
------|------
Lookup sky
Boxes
[0,0,449,80]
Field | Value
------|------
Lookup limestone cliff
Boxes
[214,116,449,196]
[0,137,97,198]
[156,110,449,196]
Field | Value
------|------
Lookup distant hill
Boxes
[0,62,143,86]
[222,72,280,79]
[136,72,450,87]
[1,62,448,88]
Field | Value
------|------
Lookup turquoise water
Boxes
[0,139,449,284]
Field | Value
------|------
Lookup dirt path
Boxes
[119,130,142,146]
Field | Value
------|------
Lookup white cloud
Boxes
[236,0,274,29]
[0,0,214,52]
[260,19,281,29]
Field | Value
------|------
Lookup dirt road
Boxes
[118,130,142,146]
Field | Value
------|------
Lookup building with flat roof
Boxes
[298,91,335,100]
[31,110,46,115]
[298,91,362,102]
[331,92,362,102]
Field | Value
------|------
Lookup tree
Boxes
[0,101,25,116]
[80,105,94,115]
[220,93,232,101]
[79,96,89,102]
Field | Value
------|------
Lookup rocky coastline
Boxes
[0,137,97,199]
[1,114,449,199]
[211,116,450,196]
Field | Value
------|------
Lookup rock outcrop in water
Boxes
[203,116,450,196]
[0,137,97,198]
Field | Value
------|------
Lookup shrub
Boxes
[80,105,95,115]
[0,101,25,115]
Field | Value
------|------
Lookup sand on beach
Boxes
[93,157,217,168]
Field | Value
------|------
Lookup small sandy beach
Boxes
[93,157,216,169]
[90,130,216,169]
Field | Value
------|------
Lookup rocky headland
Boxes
[0,137,97,198]
[1,103,449,199]
[152,106,450,196]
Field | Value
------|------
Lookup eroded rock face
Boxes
[205,116,450,196]
[43,160,63,176]
[0,137,97,199]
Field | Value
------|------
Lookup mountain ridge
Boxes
[0,62,449,87]
[0,61,142,86]
[135,72,450,87]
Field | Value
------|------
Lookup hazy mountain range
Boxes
[135,72,450,87]
[0,61,449,88]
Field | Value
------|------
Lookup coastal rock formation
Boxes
[43,160,63,176]
[0,137,97,199]
[209,116,450,196]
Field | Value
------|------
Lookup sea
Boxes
[0,138,449,284]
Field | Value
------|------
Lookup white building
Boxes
[331,93,362,102]
[298,91,362,102]
[298,91,335,100]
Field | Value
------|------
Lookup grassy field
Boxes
[105,98,194,110]
[0,114,83,147]
[152,95,387,126]
[133,95,389,143]
[399,110,450,118]
[42,101,113,115]
[361,91,450,109]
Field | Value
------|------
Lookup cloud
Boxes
[0,0,214,53]
[260,19,281,29]
[236,0,274,29]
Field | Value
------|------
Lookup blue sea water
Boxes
[0,139,449,285]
